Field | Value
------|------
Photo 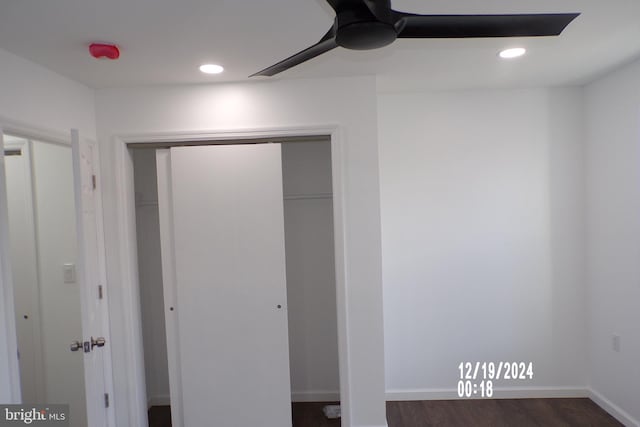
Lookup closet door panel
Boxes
[167,144,291,427]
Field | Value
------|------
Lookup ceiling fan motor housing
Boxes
[251,0,580,77]
[335,9,397,50]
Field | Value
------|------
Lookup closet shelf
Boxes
[283,192,333,201]
[137,195,333,204]
[136,200,159,207]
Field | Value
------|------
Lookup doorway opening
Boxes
[2,133,88,427]
[130,137,341,427]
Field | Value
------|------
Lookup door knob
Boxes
[70,340,82,352]
[91,336,106,349]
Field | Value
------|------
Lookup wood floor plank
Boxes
[386,398,622,427]
[149,398,622,427]
[148,405,172,427]
[292,402,341,427]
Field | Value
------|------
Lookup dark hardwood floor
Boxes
[148,405,171,427]
[293,402,341,427]
[148,398,622,427]
[147,402,341,427]
[386,398,622,427]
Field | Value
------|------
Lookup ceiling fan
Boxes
[251,0,579,77]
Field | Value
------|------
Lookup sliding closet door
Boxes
[158,144,292,427]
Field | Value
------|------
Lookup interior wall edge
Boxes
[583,54,640,425]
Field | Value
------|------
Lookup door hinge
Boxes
[98,285,103,300]
[104,393,109,408]
[92,174,97,190]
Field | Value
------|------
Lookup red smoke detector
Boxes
[89,43,120,60]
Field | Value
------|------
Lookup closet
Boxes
[132,139,339,427]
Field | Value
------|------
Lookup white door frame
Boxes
[111,125,352,427]
[0,118,116,426]
[0,125,22,403]
[71,129,116,427]
[154,150,184,426]
[3,137,46,403]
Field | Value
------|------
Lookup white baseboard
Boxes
[589,388,640,427]
[386,386,588,401]
[147,394,171,408]
[291,390,340,402]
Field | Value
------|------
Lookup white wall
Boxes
[0,48,96,139]
[95,77,386,427]
[378,88,587,397]
[282,141,340,401]
[131,149,170,407]
[0,38,638,427]
[584,57,640,426]
[0,47,97,403]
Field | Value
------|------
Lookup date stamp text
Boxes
[457,361,534,398]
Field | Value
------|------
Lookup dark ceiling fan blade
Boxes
[393,13,580,38]
[362,0,392,21]
[250,27,338,77]
[326,0,392,21]
[326,0,369,14]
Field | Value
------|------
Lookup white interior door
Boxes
[0,129,113,425]
[157,144,292,427]
[71,130,114,427]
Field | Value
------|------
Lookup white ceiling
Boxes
[1,0,639,90]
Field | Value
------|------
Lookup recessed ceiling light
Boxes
[199,64,224,74]
[499,48,526,59]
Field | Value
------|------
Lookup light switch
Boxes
[63,263,76,284]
